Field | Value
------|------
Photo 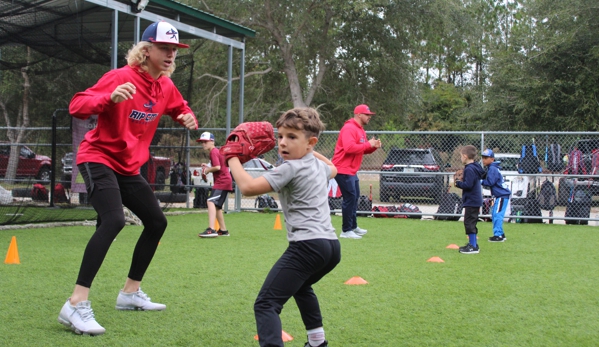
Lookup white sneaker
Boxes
[58,299,106,335]
[115,288,166,311]
[353,227,368,236]
[339,230,362,239]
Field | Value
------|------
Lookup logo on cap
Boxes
[481,149,494,158]
[141,21,190,48]
[197,132,215,142]
[354,104,375,115]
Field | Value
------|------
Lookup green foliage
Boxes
[1,213,599,346]
[408,81,467,131]
[2,0,599,133]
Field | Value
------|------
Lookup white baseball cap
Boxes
[142,21,189,48]
[196,132,215,142]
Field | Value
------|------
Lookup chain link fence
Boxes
[1,118,599,225]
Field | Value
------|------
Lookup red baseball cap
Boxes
[354,104,375,115]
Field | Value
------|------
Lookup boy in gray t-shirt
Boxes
[227,108,340,347]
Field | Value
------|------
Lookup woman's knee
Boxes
[101,212,127,231]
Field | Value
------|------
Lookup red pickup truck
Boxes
[0,143,52,181]
[141,154,172,191]
[61,152,171,191]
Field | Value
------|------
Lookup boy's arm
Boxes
[481,167,499,187]
[228,157,273,196]
[313,151,337,178]
[201,163,221,173]
[458,168,477,190]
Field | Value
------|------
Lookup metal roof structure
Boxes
[0,0,255,66]
[0,0,255,132]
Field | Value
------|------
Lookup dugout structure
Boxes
[0,0,255,225]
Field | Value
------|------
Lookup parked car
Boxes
[61,152,73,187]
[379,148,445,203]
[62,151,171,191]
[243,158,274,178]
[0,143,52,181]
[190,158,274,187]
[482,153,537,199]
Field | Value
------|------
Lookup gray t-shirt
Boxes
[263,152,338,242]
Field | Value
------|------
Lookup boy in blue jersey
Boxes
[481,149,511,242]
[455,145,486,254]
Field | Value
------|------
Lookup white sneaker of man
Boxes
[353,226,368,236]
[339,230,362,239]
[115,288,166,311]
[58,299,106,335]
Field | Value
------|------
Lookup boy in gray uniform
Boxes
[227,108,340,347]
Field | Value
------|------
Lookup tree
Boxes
[0,46,33,182]
[483,0,599,130]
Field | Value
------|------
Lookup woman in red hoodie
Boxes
[58,21,198,336]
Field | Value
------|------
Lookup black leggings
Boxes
[254,239,341,347]
[75,163,167,288]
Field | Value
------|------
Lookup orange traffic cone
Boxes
[273,214,283,230]
[445,244,459,249]
[427,256,444,263]
[4,236,20,264]
[214,219,220,231]
[254,330,294,342]
[344,276,368,285]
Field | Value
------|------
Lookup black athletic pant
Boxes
[75,163,167,288]
[254,239,341,347]
[463,206,479,235]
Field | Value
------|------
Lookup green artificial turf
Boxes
[1,212,598,346]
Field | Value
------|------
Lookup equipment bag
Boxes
[519,144,543,174]
[434,192,463,221]
[565,188,591,225]
[481,198,493,222]
[328,197,343,213]
[31,183,49,202]
[398,203,422,219]
[510,198,543,223]
[537,180,557,210]
[53,183,69,203]
[255,194,278,209]
[372,205,400,218]
[565,149,586,175]
[356,195,372,217]
[193,187,210,208]
[169,162,188,193]
[546,143,563,172]
[591,149,599,175]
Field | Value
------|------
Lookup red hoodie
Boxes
[69,65,197,176]
[331,118,377,175]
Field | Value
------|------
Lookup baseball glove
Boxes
[454,169,464,183]
[219,121,276,164]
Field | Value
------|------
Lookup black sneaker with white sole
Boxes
[304,341,328,347]
[198,228,218,238]
[488,235,506,242]
[459,243,480,254]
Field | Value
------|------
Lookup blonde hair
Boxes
[275,108,325,138]
[461,145,478,160]
[125,41,175,77]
